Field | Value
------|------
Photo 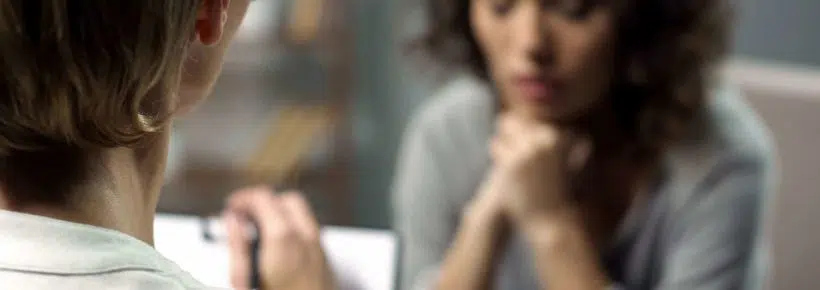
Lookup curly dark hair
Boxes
[419,0,731,157]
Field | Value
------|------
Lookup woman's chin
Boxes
[509,105,573,123]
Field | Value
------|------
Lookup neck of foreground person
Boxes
[0,130,171,246]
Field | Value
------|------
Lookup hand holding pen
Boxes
[223,186,337,290]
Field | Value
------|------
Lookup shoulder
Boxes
[404,74,496,144]
[393,75,496,206]
[646,86,775,289]
[672,83,775,172]
[663,83,777,208]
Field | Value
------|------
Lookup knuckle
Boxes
[253,188,273,200]
[518,145,539,160]
[229,270,248,290]
[303,233,321,245]
[265,224,298,242]
[535,131,557,146]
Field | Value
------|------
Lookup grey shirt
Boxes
[392,76,776,290]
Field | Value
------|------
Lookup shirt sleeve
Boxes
[657,155,773,290]
[391,109,460,290]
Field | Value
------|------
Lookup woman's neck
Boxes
[0,131,170,245]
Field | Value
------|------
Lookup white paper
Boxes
[153,214,397,290]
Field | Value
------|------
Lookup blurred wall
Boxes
[733,0,820,66]
[351,0,404,228]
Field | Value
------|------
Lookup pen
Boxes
[249,220,261,290]
[200,216,262,289]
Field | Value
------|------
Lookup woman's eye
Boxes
[546,0,594,19]
[490,0,515,15]
[562,0,584,15]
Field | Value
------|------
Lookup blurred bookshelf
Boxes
[159,0,356,226]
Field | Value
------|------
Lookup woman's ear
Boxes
[195,0,231,46]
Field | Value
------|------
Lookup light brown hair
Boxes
[0,1,201,206]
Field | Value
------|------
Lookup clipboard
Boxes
[153,214,398,290]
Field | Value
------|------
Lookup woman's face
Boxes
[471,0,616,122]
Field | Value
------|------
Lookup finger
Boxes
[504,114,550,150]
[226,187,293,243]
[279,192,321,242]
[225,186,279,224]
[495,114,528,152]
[493,121,511,153]
[501,113,537,134]
[567,137,592,172]
[225,185,272,211]
[529,124,560,148]
[496,113,520,137]
[490,137,515,165]
[531,128,588,174]
[224,211,252,290]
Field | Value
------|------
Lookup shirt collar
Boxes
[0,210,200,285]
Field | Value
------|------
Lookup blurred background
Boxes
[158,0,819,289]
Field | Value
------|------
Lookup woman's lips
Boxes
[513,76,560,105]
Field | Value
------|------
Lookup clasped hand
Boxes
[471,113,588,227]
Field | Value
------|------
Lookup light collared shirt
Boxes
[0,210,222,290]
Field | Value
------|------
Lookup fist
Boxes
[224,187,336,290]
[488,114,587,222]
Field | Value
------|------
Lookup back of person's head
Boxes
[0,1,201,207]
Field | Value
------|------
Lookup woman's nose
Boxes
[511,4,552,66]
